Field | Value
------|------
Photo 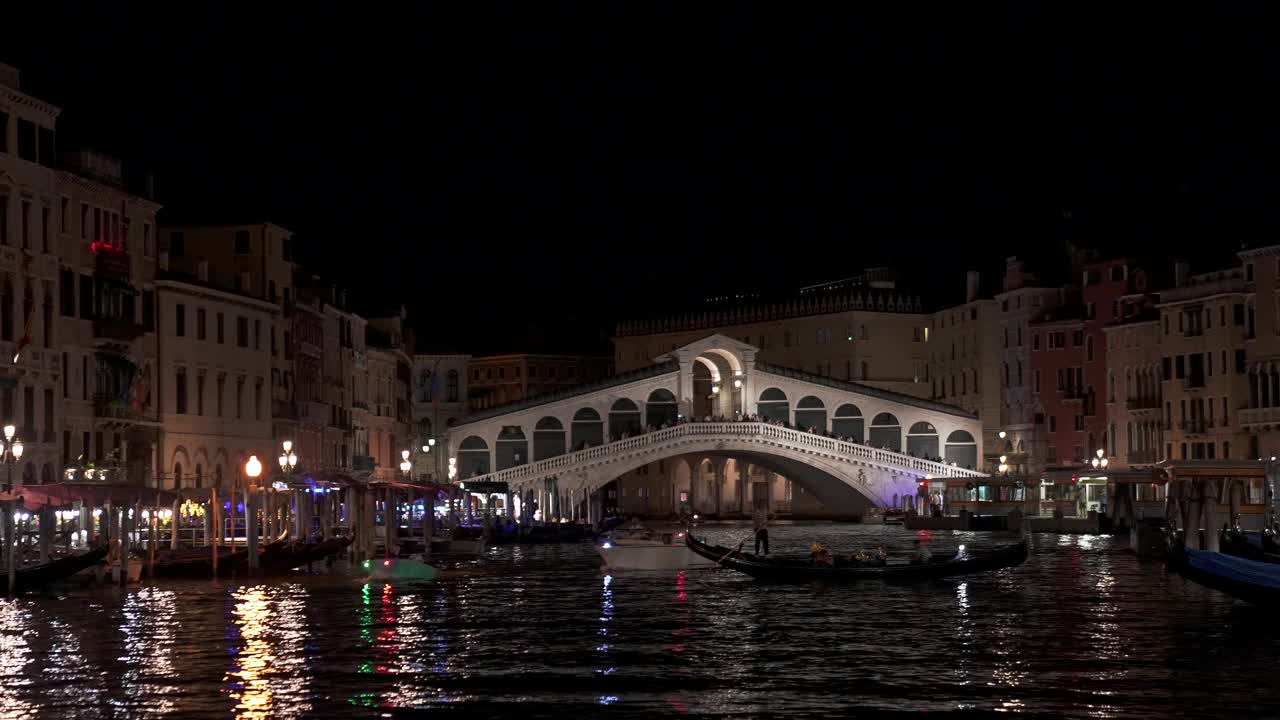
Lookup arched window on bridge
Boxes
[571,408,604,450]
[534,416,566,461]
[757,388,789,424]
[608,399,642,439]
[944,430,977,470]
[832,404,864,442]
[457,435,491,478]
[794,396,827,433]
[495,426,529,471]
[869,413,901,452]
[906,421,939,459]
[645,389,678,428]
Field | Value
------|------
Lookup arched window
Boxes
[794,396,827,432]
[906,422,939,458]
[869,413,902,452]
[832,404,864,441]
[944,430,977,468]
[757,388,789,423]
[173,462,183,490]
[195,464,204,488]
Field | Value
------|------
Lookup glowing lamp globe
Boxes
[245,455,263,479]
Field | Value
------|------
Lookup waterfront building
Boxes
[411,353,469,480]
[1102,293,1163,469]
[326,298,364,474]
[613,271,931,399]
[927,271,1002,471]
[993,258,1071,473]
[363,314,413,480]
[153,261,276,489]
[466,353,611,411]
[1154,266,1250,461]
[1238,244,1280,459]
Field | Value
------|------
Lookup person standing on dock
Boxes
[753,499,771,556]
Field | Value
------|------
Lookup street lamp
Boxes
[998,454,1009,475]
[278,440,298,479]
[1090,448,1109,469]
[2,424,23,492]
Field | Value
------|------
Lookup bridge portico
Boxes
[447,335,984,517]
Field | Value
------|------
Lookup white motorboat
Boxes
[363,557,438,582]
[597,524,716,570]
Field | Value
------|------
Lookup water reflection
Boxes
[0,600,34,718]
[226,587,275,719]
[121,586,180,716]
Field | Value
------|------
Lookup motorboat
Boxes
[363,556,437,582]
[685,532,1028,582]
[597,523,716,570]
[881,509,906,525]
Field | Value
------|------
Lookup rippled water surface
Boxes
[1,524,1276,718]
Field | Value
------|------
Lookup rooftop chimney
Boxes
[0,63,20,91]
[965,271,980,303]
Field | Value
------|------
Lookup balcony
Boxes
[1240,406,1280,427]
[352,455,376,473]
[1126,396,1161,412]
[272,400,299,420]
[1179,418,1208,434]
[1127,449,1157,465]
[94,394,139,421]
[93,316,146,342]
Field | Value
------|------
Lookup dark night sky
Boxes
[6,4,1278,354]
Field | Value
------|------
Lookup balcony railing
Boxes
[1126,396,1161,411]
[1126,449,1157,465]
[1240,406,1280,427]
[94,394,139,421]
[93,316,146,342]
[1179,418,1208,434]
[272,400,299,420]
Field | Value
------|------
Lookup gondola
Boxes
[2,545,109,596]
[685,532,1027,582]
[1166,543,1280,606]
[1218,529,1280,565]
[151,547,252,578]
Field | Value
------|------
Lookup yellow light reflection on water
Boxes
[224,585,311,720]
[227,587,275,720]
[0,600,34,718]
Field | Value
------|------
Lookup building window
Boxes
[255,379,263,421]
[253,319,261,350]
[1086,336,1094,362]
[196,308,206,340]
[236,376,245,419]
[237,316,248,348]
[216,313,225,344]
[196,373,205,416]
[175,369,188,414]
[217,375,225,417]
[448,370,459,402]
[174,303,185,337]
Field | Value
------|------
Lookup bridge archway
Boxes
[571,408,604,450]
[646,388,678,427]
[945,430,978,469]
[832,403,864,442]
[795,396,827,432]
[457,435,490,479]
[534,416,566,460]
[608,399,642,438]
[869,412,902,452]
[757,387,789,423]
[906,421,939,458]
[496,427,529,470]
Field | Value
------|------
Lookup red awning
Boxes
[0,483,181,510]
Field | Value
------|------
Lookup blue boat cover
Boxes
[1185,547,1280,590]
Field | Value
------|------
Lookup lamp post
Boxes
[3,424,23,595]
[1090,448,1109,470]
[278,440,298,541]
[244,455,262,573]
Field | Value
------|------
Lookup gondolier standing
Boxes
[753,499,770,555]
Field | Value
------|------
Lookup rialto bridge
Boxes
[446,335,985,518]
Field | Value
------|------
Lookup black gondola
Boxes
[151,547,252,578]
[2,546,109,596]
[685,532,1028,582]
[1166,543,1280,606]
[1217,529,1280,565]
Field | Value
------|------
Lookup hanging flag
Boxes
[131,362,152,412]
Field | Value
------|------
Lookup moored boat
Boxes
[685,532,1027,582]
[598,525,715,570]
[1217,529,1280,565]
[2,545,110,596]
[1167,543,1280,605]
[363,556,437,582]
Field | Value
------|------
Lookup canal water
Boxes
[0,524,1275,718]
